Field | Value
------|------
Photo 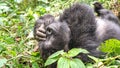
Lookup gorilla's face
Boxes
[43,21,71,50]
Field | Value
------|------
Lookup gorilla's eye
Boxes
[46,28,53,35]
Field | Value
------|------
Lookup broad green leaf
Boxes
[0,58,7,67]
[70,58,85,68]
[69,59,79,68]
[67,48,89,57]
[45,57,59,66]
[57,57,70,68]
[48,50,64,59]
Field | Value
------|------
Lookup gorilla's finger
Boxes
[35,36,46,41]
[39,37,46,41]
[38,24,46,33]
[36,30,46,37]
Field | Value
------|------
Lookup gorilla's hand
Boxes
[34,14,55,41]
[34,24,46,41]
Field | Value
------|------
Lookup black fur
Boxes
[59,4,120,60]
[59,3,103,61]
[34,3,120,68]
[93,2,104,16]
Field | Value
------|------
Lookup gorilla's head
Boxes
[43,21,71,51]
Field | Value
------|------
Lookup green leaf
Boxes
[32,62,39,68]
[86,63,93,68]
[69,59,79,68]
[48,50,64,59]
[31,52,40,57]
[70,58,85,68]
[67,48,89,57]
[88,55,100,62]
[45,57,59,66]
[0,58,7,67]
[57,57,70,68]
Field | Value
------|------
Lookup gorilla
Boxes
[34,3,120,68]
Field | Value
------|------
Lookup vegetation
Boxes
[0,0,120,68]
[45,48,88,68]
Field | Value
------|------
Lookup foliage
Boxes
[100,39,120,55]
[0,0,120,68]
[87,39,120,68]
[45,48,88,68]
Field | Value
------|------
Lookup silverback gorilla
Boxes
[34,3,120,67]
